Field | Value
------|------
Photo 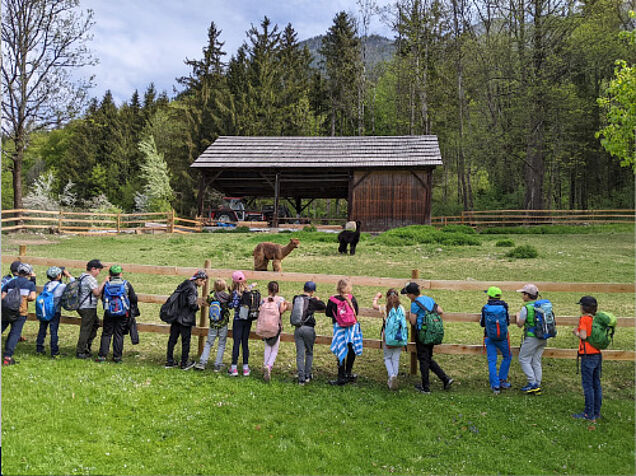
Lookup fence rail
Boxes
[431,209,635,227]
[4,250,634,370]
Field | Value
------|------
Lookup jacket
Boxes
[175,279,200,327]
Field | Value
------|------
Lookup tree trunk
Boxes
[12,140,24,210]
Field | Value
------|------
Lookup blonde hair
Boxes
[214,279,227,293]
[230,280,247,294]
[385,288,400,316]
[336,279,352,296]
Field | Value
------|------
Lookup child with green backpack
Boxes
[373,288,408,390]
[195,279,231,371]
[572,296,615,422]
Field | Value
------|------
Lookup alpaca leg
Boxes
[338,239,347,254]
[272,260,282,272]
[349,243,357,256]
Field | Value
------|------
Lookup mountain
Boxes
[299,34,395,72]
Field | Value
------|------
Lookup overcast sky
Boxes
[82,0,394,104]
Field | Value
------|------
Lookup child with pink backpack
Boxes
[256,281,289,382]
[326,279,363,385]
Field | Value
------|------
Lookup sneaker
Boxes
[113,359,122,364]
[572,412,595,422]
[95,356,106,363]
[213,363,224,373]
[499,381,511,389]
[194,362,205,371]
[415,384,431,395]
[492,387,501,395]
[228,366,239,377]
[263,366,271,383]
[164,361,178,369]
[443,378,454,391]
[181,360,196,371]
[298,378,305,386]
[520,383,535,392]
[387,377,392,390]
[76,353,90,360]
[50,354,60,360]
[329,379,347,386]
[243,366,251,377]
[391,376,399,390]
[2,357,16,366]
[345,373,358,383]
[304,373,313,383]
[527,383,542,394]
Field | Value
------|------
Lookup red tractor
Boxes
[204,197,264,224]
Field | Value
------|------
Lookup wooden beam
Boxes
[273,171,280,228]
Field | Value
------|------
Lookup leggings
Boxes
[263,335,281,369]
[231,319,252,366]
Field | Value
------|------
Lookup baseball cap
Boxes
[516,283,538,295]
[46,266,63,280]
[304,281,316,292]
[232,271,246,283]
[109,264,123,275]
[87,259,104,270]
[576,296,597,307]
[9,260,21,274]
[484,286,502,298]
[191,270,208,281]
[17,263,31,275]
[400,282,420,295]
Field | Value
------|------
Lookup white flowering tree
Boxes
[135,135,175,212]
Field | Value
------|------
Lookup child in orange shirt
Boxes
[572,296,601,422]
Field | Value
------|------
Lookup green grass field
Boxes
[2,227,634,475]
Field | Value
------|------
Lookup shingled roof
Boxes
[191,135,443,169]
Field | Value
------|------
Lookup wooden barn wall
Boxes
[350,169,432,231]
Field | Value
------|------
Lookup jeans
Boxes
[294,325,316,381]
[416,340,449,391]
[263,335,281,369]
[98,313,127,360]
[337,343,356,381]
[231,319,252,366]
[518,336,546,385]
[166,322,192,365]
[383,346,402,378]
[36,313,61,356]
[199,325,228,367]
[2,315,27,358]
[581,354,602,417]
[76,307,99,356]
[485,337,512,389]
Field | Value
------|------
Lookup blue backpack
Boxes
[208,297,229,328]
[384,305,408,346]
[529,299,557,340]
[103,281,130,317]
[483,302,508,340]
[36,282,61,322]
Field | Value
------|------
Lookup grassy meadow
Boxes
[1,225,634,475]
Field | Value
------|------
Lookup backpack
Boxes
[529,300,557,340]
[238,289,261,321]
[290,295,309,327]
[61,276,88,311]
[483,302,508,341]
[256,297,282,338]
[384,305,408,347]
[160,289,183,324]
[1,287,22,324]
[329,295,357,327]
[103,280,130,317]
[414,299,444,345]
[586,311,617,351]
[1,274,16,290]
[208,296,229,328]
[36,282,61,322]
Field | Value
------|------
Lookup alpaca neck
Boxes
[281,243,296,257]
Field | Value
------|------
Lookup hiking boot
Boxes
[194,362,206,371]
[572,412,595,422]
[164,361,178,369]
[181,360,196,371]
[263,366,271,383]
[228,366,239,377]
[414,384,431,395]
[2,357,16,366]
[95,356,106,363]
[443,378,454,391]
[499,381,511,389]
[243,366,251,377]
[492,387,501,395]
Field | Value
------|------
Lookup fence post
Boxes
[58,210,63,233]
[18,244,27,260]
[168,210,175,234]
[116,213,121,233]
[410,269,419,376]
[199,259,211,355]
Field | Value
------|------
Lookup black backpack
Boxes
[160,289,183,324]
[1,287,22,324]
[238,289,261,321]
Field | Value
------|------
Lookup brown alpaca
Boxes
[253,238,300,272]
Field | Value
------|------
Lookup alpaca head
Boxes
[355,221,361,232]
[289,238,300,248]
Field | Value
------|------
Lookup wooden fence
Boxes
[4,251,634,369]
[431,209,635,227]
[1,209,202,234]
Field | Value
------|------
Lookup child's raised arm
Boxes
[372,292,382,311]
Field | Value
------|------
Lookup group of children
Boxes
[1,259,606,422]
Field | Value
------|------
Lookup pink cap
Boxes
[232,271,246,283]
[516,283,539,295]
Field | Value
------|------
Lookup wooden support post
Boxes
[116,213,121,233]
[18,244,27,260]
[58,210,63,233]
[273,171,280,228]
[294,197,302,218]
[410,269,419,376]
[199,259,211,355]
[168,210,175,234]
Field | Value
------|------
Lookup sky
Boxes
[82,0,394,104]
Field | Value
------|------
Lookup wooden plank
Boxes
[1,209,62,215]
[60,218,118,224]
[428,280,633,294]
[1,216,59,223]
[120,220,169,225]
[174,217,201,225]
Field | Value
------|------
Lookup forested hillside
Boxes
[2,0,634,217]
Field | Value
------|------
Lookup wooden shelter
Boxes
[191,136,443,231]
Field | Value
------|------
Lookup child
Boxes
[165,270,207,370]
[228,271,252,377]
[258,281,288,382]
[195,279,231,371]
[401,282,454,394]
[515,283,545,394]
[373,288,407,390]
[326,279,363,385]
[480,286,512,394]
[291,281,326,385]
[36,266,75,358]
[572,296,602,422]
[2,263,36,365]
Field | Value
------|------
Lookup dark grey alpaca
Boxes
[337,220,361,255]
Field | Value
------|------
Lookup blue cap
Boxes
[304,281,316,292]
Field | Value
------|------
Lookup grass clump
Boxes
[506,244,538,258]
[302,224,317,232]
[495,239,515,247]
[210,225,251,234]
[375,225,480,247]
[441,224,476,234]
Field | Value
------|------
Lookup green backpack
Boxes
[586,311,617,351]
[414,300,444,345]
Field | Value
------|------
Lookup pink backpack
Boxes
[256,296,283,338]
[329,294,357,327]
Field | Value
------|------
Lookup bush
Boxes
[302,225,317,232]
[210,226,251,234]
[505,245,538,258]
[495,239,515,247]
[441,224,476,234]
[481,224,634,235]
[374,225,480,247]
